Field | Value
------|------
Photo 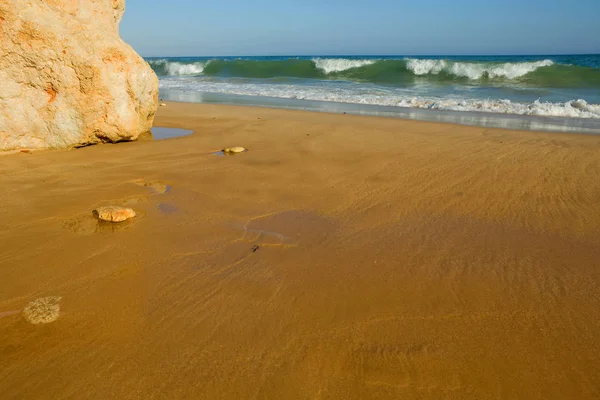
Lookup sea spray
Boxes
[147,55,600,120]
[312,58,376,73]
[149,59,209,76]
[146,57,600,88]
[406,59,554,79]
[158,78,600,119]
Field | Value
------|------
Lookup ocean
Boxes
[147,55,600,133]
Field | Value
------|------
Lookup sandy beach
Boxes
[1,102,600,399]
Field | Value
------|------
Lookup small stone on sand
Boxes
[23,297,62,324]
[222,146,247,154]
[93,206,136,222]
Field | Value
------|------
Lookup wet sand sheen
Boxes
[1,102,600,399]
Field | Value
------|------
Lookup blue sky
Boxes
[121,0,600,56]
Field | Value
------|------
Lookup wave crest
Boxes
[148,59,208,76]
[147,57,600,88]
[406,58,554,79]
[313,58,376,73]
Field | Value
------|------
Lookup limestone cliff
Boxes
[0,0,158,150]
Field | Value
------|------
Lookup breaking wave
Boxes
[148,58,600,88]
[158,79,600,119]
[148,59,208,76]
[312,58,377,73]
[405,59,554,80]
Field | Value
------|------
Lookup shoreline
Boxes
[1,101,600,398]
[158,91,600,135]
[153,100,600,141]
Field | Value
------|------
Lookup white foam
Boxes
[150,59,208,76]
[165,61,208,76]
[406,59,447,75]
[313,58,376,74]
[406,59,554,80]
[159,78,600,120]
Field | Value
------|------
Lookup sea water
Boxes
[147,55,600,133]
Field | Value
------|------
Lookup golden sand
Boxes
[1,102,600,399]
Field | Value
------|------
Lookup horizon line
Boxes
[141,52,600,58]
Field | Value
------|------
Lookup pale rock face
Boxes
[0,0,158,151]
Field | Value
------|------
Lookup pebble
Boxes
[23,297,62,324]
[222,146,247,154]
[93,206,136,222]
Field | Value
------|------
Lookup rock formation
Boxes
[0,0,158,151]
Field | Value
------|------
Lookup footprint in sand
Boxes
[132,180,180,215]
[133,179,171,195]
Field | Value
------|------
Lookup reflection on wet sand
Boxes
[1,102,600,399]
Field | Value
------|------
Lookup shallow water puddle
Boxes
[244,227,288,242]
[239,210,336,246]
[150,127,193,140]
[134,180,172,194]
[158,203,179,214]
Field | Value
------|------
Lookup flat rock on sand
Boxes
[93,206,136,223]
[222,146,247,154]
[23,297,62,324]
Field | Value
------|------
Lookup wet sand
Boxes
[1,102,600,399]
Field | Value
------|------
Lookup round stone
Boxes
[93,206,136,222]
[222,146,247,154]
[23,297,62,324]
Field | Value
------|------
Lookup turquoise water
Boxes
[147,55,600,126]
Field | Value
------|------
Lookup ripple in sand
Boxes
[241,210,337,246]
[23,297,62,324]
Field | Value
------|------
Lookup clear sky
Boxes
[120,0,600,57]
